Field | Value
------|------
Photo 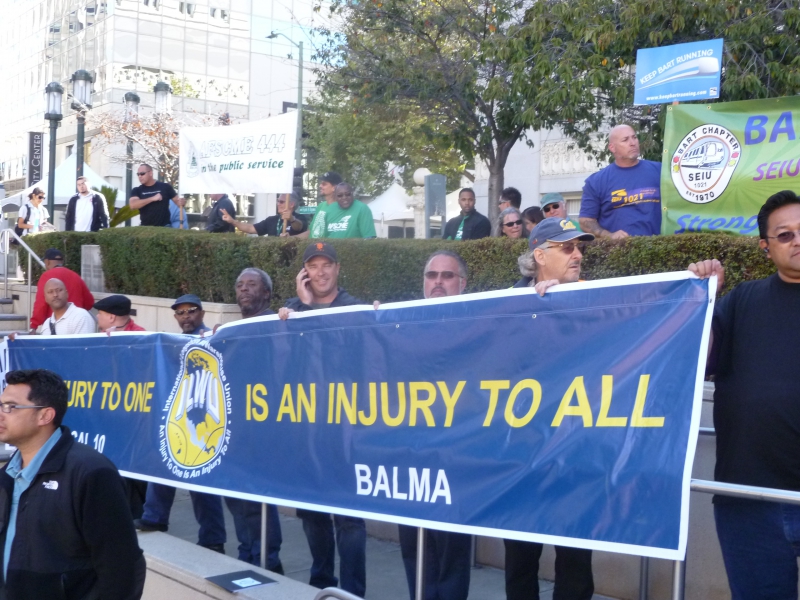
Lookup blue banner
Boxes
[635,39,723,105]
[3,273,713,559]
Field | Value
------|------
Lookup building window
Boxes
[179,2,195,16]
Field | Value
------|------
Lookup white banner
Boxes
[179,112,297,194]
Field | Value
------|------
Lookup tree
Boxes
[304,87,468,197]
[314,0,533,233]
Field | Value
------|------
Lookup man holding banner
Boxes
[579,125,661,238]
[706,190,800,599]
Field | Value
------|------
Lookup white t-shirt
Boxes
[39,302,96,335]
[74,192,96,232]
[20,203,49,236]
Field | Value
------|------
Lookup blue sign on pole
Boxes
[634,39,723,105]
[2,273,714,560]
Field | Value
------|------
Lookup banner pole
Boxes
[414,527,426,600]
[260,503,267,570]
[671,559,685,600]
[638,556,649,600]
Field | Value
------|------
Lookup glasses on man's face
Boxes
[37,195,45,199]
[544,242,586,255]
[424,270,461,281]
[767,230,800,244]
[503,219,523,228]
[543,204,559,213]
[0,402,46,414]
[136,171,148,177]
[174,307,200,316]
[277,199,287,205]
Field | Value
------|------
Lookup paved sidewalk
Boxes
[166,489,616,600]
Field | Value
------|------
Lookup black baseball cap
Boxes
[44,248,64,261]
[529,217,595,250]
[319,172,343,186]
[302,242,338,263]
[94,294,132,316]
[171,294,203,310]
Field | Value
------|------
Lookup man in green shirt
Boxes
[319,183,377,239]
[308,171,343,238]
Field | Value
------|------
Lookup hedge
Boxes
[23,229,775,311]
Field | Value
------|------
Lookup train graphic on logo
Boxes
[671,124,741,204]
[160,341,231,475]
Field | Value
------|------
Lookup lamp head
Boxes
[44,81,64,121]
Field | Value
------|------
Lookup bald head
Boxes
[608,125,640,167]
[44,278,68,312]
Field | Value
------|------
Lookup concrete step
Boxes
[0,314,25,322]
[0,298,13,305]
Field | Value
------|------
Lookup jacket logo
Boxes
[42,481,58,490]
[160,340,231,478]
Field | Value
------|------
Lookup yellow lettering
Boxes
[552,376,594,427]
[297,384,315,423]
[409,382,436,427]
[630,375,663,427]
[437,381,465,428]
[108,383,122,411]
[327,383,334,424]
[596,375,627,427]
[336,383,357,424]
[123,382,138,412]
[380,383,406,427]
[86,381,98,409]
[100,382,111,409]
[251,384,268,421]
[480,380,510,426]
[359,383,378,426]
[277,385,297,422]
[75,381,87,408]
[504,379,542,427]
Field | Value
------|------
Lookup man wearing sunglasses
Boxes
[699,190,800,599]
[221,193,307,237]
[134,295,228,556]
[398,250,472,600]
[129,163,180,227]
[0,369,145,599]
[540,193,581,231]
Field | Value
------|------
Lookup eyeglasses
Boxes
[543,204,560,213]
[424,270,462,281]
[37,195,45,199]
[277,199,287,205]
[0,402,46,414]
[766,230,800,244]
[174,307,200,316]
[543,242,586,255]
[503,220,523,228]
[136,171,149,177]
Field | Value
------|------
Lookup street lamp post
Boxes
[70,69,94,179]
[123,91,140,227]
[44,82,64,219]
[153,81,172,116]
[267,31,303,169]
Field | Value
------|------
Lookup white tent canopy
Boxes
[367,182,415,223]
[2,154,121,210]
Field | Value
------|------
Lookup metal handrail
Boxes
[0,229,46,330]
[313,588,364,600]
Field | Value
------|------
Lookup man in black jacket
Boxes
[442,188,491,240]
[64,177,109,231]
[277,242,367,596]
[0,369,144,600]
[205,193,237,233]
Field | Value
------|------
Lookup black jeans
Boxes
[504,540,593,600]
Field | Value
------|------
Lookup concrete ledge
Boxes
[139,531,319,600]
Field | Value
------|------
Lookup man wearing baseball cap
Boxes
[278,241,368,596]
[93,295,145,332]
[507,216,597,598]
[30,248,95,333]
[308,171,343,239]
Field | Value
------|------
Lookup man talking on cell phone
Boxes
[278,241,368,597]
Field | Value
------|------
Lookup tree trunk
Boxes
[487,144,512,237]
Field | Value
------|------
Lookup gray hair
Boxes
[425,250,468,279]
[236,268,273,294]
[498,207,522,228]
[517,250,538,283]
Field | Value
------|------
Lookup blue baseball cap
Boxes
[171,294,203,310]
[529,217,595,250]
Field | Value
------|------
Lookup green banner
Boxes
[661,96,800,236]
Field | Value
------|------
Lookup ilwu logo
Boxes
[671,124,741,204]
[160,341,231,477]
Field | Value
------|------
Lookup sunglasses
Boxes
[136,171,149,176]
[503,219,523,228]
[174,307,200,316]
[543,204,560,213]
[37,195,45,199]
[424,270,461,281]
[544,242,587,255]
[767,230,800,244]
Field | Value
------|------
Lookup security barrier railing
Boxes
[0,229,46,329]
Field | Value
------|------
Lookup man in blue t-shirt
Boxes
[579,125,662,238]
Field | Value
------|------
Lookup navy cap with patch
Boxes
[528,217,595,250]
